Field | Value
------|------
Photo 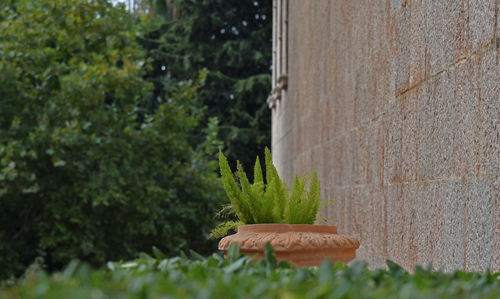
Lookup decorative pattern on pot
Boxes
[219,224,360,267]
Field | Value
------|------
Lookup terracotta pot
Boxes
[218,224,360,267]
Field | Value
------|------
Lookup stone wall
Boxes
[271,0,499,271]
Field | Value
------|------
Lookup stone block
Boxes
[465,179,495,272]
[468,0,495,53]
[368,119,386,187]
[414,182,444,269]
[389,0,411,95]
[354,64,371,125]
[424,0,468,76]
[368,184,388,268]
[417,78,434,181]
[367,0,389,52]
[387,183,416,270]
[312,144,323,178]
[348,129,359,185]
[492,177,500,271]
[295,151,311,179]
[332,74,355,136]
[384,90,417,184]
[332,135,352,187]
[321,141,334,189]
[292,117,302,157]
[384,102,402,184]
[272,139,282,172]
[409,0,426,86]
[441,181,466,272]
[321,100,333,144]
[371,47,392,119]
[304,149,313,176]
[351,186,371,262]
[431,69,456,179]
[401,89,418,182]
[311,110,322,149]
[390,0,405,14]
[338,187,351,234]
[478,50,499,176]
[302,117,313,154]
[351,2,371,69]
[453,57,480,178]
[351,186,368,237]
[330,187,346,232]
[354,127,370,186]
[344,187,354,234]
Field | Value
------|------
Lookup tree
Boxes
[0,0,221,279]
[142,0,272,171]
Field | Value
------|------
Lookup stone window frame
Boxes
[267,0,288,109]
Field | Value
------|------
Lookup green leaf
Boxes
[223,257,246,274]
[264,242,276,269]
[189,250,205,261]
[318,260,335,284]
[152,246,166,260]
[226,242,240,263]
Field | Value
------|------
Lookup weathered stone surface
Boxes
[424,0,468,76]
[409,0,426,86]
[367,119,386,187]
[468,0,496,54]
[414,182,443,269]
[441,181,466,271]
[465,179,495,272]
[387,183,416,270]
[478,50,499,176]
[416,79,434,181]
[492,177,500,271]
[430,69,456,180]
[389,0,411,95]
[271,0,500,271]
[453,56,480,178]
[384,101,402,185]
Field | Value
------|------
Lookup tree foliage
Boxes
[0,0,221,280]
[142,0,272,171]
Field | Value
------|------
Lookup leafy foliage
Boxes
[2,246,500,298]
[141,0,272,171]
[0,0,222,280]
[213,148,320,237]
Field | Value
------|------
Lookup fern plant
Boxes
[211,147,320,238]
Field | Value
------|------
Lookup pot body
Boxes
[218,224,360,267]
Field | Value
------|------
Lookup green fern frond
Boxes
[253,156,263,185]
[237,161,257,223]
[218,151,248,223]
[209,220,244,239]
[285,175,307,224]
[215,204,236,219]
[264,147,276,185]
[303,171,320,224]
[264,147,287,222]
[310,172,321,211]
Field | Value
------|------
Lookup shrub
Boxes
[0,0,221,280]
[2,246,500,298]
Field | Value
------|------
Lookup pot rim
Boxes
[237,223,338,234]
